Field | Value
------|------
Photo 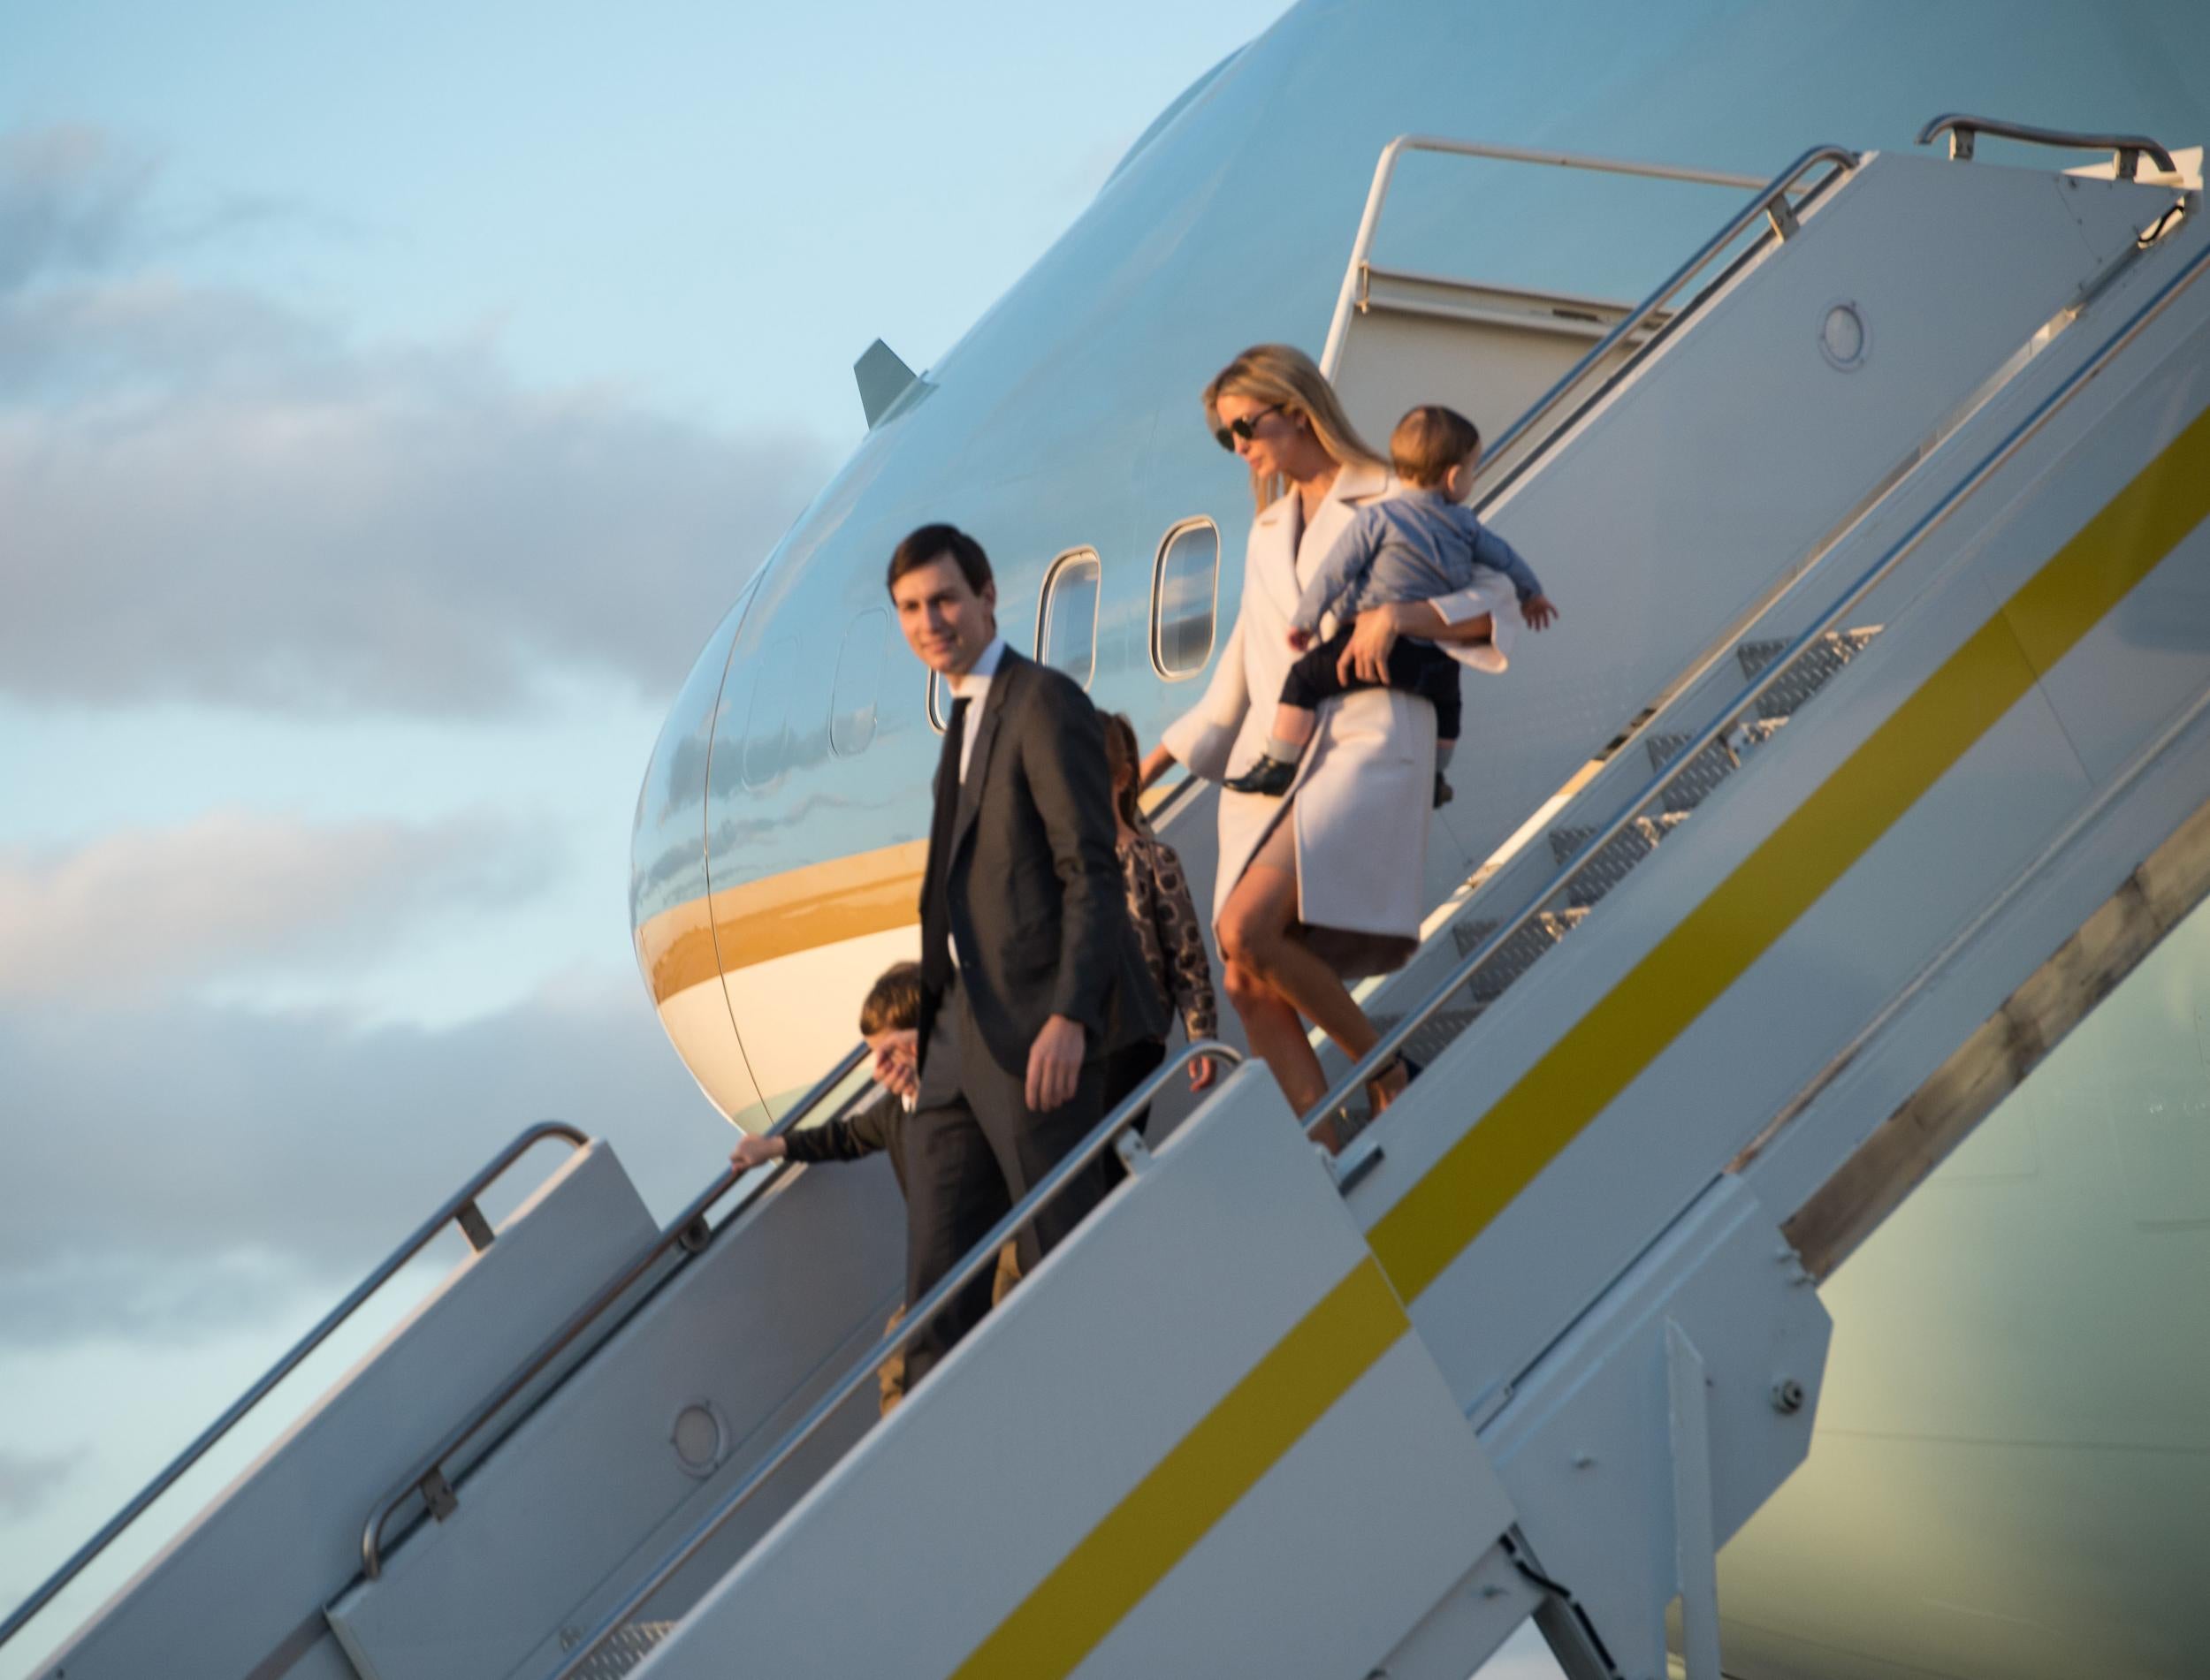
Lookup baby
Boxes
[1223,404,1556,806]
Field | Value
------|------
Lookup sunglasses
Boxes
[1213,403,1284,452]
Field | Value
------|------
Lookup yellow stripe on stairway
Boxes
[949,1258,1408,1680]
[949,389,2210,1680]
[1368,394,2210,1304]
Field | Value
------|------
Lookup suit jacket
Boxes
[780,1088,910,1195]
[918,650,1168,1077]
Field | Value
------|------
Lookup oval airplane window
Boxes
[1152,518,1219,679]
[830,610,887,756]
[741,636,800,788]
[1037,548,1101,689]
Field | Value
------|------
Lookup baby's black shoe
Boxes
[1225,755,1298,797]
[1433,773,1455,809]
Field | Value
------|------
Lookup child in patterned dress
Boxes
[1101,714,1219,1124]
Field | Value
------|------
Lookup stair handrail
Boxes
[1917,112,2179,181]
[1302,212,2210,1144]
[1467,143,1860,512]
[1317,135,1771,375]
[0,1119,591,1653]
[547,1038,1243,1680]
[362,1041,873,1578]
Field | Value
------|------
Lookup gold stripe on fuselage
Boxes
[637,757,1187,1006]
[636,840,926,1004]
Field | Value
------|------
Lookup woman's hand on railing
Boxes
[1188,1054,1218,1093]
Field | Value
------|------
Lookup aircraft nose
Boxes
[630,595,766,1128]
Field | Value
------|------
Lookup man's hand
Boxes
[1025,1013,1086,1112]
[1522,593,1559,632]
[1188,1054,1217,1093]
[1286,627,1313,651]
[729,1133,787,1173]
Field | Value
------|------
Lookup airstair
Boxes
[10,119,2210,1680]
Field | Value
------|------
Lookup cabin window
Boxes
[830,610,887,756]
[741,636,799,788]
[1151,519,1219,679]
[1037,548,1101,689]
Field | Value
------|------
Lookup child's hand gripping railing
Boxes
[546,1038,1244,1680]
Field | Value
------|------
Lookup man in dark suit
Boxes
[888,522,1167,1388]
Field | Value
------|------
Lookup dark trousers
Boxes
[903,980,1116,1389]
[1280,626,1462,740]
[1099,1038,1166,1185]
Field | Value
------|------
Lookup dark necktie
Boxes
[920,696,969,992]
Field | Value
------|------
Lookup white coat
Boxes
[1161,459,1519,973]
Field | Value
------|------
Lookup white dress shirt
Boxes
[946,635,1007,783]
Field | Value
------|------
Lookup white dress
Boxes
[1162,460,1520,976]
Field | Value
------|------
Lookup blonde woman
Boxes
[1139,345,1506,1141]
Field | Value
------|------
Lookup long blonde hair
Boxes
[1202,343,1385,511]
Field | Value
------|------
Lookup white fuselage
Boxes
[627,4,2210,1673]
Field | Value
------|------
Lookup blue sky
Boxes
[0,0,1270,1651]
[0,6,1585,1672]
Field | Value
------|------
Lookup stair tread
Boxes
[1645,733,1738,812]
[569,1622,678,1679]
[1735,626,1880,718]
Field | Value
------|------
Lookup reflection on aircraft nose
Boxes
[629,589,765,1128]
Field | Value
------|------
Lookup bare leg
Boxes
[1222,954,1358,1155]
[1218,863,1381,1063]
[1221,957,1326,1111]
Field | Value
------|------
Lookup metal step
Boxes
[1735,626,1880,719]
[1452,908,1588,1003]
[1644,733,1740,813]
[568,1621,676,1679]
[1547,817,1672,908]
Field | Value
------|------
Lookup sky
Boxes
[0,3,1566,1674]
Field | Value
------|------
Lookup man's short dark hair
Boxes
[888,524,993,595]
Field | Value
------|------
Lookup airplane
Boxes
[11,3,2209,1677]
[626,2,2210,1676]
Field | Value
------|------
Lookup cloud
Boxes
[0,125,156,290]
[0,125,834,715]
[0,1253,310,1352]
[0,1449,77,1521]
[0,810,552,1003]
[0,978,724,1342]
